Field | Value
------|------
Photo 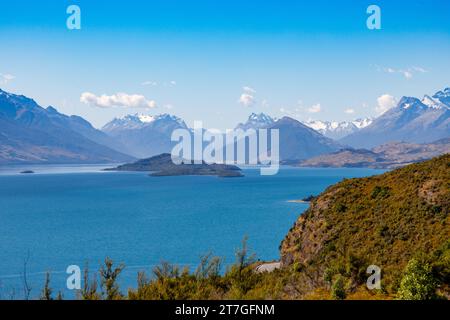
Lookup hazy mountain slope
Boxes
[44,106,127,154]
[102,114,188,158]
[268,117,342,160]
[0,89,133,164]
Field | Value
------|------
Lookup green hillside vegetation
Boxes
[280,153,449,298]
[39,154,449,300]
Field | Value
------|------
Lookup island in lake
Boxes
[20,170,34,174]
[105,153,244,177]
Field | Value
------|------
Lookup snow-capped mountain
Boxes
[304,118,373,140]
[352,118,373,129]
[432,87,450,106]
[103,113,186,133]
[235,113,275,130]
[340,88,450,148]
[102,113,188,158]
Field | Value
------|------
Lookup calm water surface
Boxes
[0,165,385,299]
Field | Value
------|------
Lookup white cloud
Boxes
[411,66,427,73]
[403,71,413,79]
[238,86,256,107]
[307,103,321,113]
[379,66,427,80]
[243,86,256,93]
[163,104,174,110]
[80,92,156,109]
[376,94,397,114]
[142,80,157,86]
[345,108,355,114]
[238,93,256,107]
[0,73,15,84]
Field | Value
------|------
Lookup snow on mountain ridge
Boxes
[304,118,373,139]
[102,113,186,132]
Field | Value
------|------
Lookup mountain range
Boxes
[340,88,450,148]
[102,113,188,158]
[0,89,132,164]
[304,118,373,140]
[0,87,449,164]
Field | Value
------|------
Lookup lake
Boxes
[0,165,385,299]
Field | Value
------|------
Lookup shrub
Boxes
[397,259,437,300]
[100,257,124,300]
[331,275,346,300]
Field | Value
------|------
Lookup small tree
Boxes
[100,257,124,300]
[225,237,259,298]
[80,263,100,300]
[397,259,437,300]
[331,275,346,300]
[40,272,53,300]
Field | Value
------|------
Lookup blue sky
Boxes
[0,0,449,129]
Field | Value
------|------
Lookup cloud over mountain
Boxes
[80,92,156,109]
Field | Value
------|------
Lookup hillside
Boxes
[281,154,450,294]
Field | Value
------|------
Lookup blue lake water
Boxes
[0,165,385,299]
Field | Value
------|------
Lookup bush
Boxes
[331,275,346,300]
[397,259,437,300]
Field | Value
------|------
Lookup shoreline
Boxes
[287,199,310,204]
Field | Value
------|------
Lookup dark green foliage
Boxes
[331,276,346,300]
[371,186,391,199]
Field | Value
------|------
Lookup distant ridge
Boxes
[0,89,133,164]
[340,88,450,148]
[102,113,188,158]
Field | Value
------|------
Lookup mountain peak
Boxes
[421,95,448,110]
[102,113,186,133]
[304,118,373,139]
[433,87,450,98]
[46,106,59,114]
[396,96,427,111]
[248,112,273,122]
[235,112,275,130]
[432,87,450,107]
